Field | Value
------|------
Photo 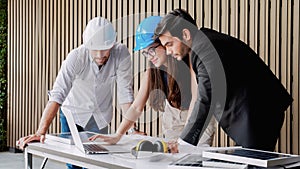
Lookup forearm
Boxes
[116,118,135,135]
[118,71,150,134]
[120,103,136,129]
[36,101,60,135]
[117,105,142,135]
[180,72,212,145]
[187,65,198,125]
[120,103,131,113]
[180,99,209,145]
[187,99,196,125]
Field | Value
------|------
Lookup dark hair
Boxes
[148,53,191,111]
[154,8,198,40]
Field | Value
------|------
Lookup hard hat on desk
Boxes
[134,16,162,51]
[83,17,116,50]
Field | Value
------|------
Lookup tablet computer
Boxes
[202,148,300,167]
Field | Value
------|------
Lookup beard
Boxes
[94,56,109,65]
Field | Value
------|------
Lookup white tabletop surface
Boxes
[26,135,214,169]
[26,135,300,169]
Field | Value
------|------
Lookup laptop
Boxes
[63,107,130,154]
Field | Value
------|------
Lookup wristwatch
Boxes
[128,127,138,134]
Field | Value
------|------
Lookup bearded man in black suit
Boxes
[154,9,293,151]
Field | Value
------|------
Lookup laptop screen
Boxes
[61,107,130,154]
[62,107,89,153]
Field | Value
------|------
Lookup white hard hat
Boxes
[83,17,116,50]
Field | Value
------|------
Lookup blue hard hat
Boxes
[134,16,162,52]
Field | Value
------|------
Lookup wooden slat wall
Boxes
[7,0,300,154]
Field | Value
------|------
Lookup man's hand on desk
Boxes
[17,133,46,150]
[89,133,123,144]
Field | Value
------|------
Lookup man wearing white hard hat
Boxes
[18,17,134,169]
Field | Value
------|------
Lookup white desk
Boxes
[24,135,300,169]
[24,135,186,169]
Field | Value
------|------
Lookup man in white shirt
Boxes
[18,17,134,156]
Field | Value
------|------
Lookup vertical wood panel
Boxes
[7,0,12,147]
[44,0,50,133]
[259,0,267,62]
[32,0,37,135]
[221,0,229,34]
[15,0,19,146]
[20,0,24,139]
[24,0,29,136]
[248,0,257,51]
[64,0,69,61]
[230,1,238,38]
[280,0,288,153]
[27,0,31,135]
[53,0,60,133]
[203,0,211,28]
[187,0,195,25]
[69,0,73,51]
[173,0,180,9]
[78,0,82,46]
[92,0,96,18]
[269,0,276,74]
[292,0,299,155]
[39,0,44,133]
[239,0,247,43]
[212,0,219,31]
[73,0,78,48]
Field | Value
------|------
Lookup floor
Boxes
[0,151,66,169]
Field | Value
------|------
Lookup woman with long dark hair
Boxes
[90,16,215,145]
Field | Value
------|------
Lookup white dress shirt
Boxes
[49,43,133,129]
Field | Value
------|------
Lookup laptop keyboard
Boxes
[83,144,108,152]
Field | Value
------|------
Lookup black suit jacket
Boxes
[180,28,293,151]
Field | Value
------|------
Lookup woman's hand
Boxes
[89,133,123,145]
